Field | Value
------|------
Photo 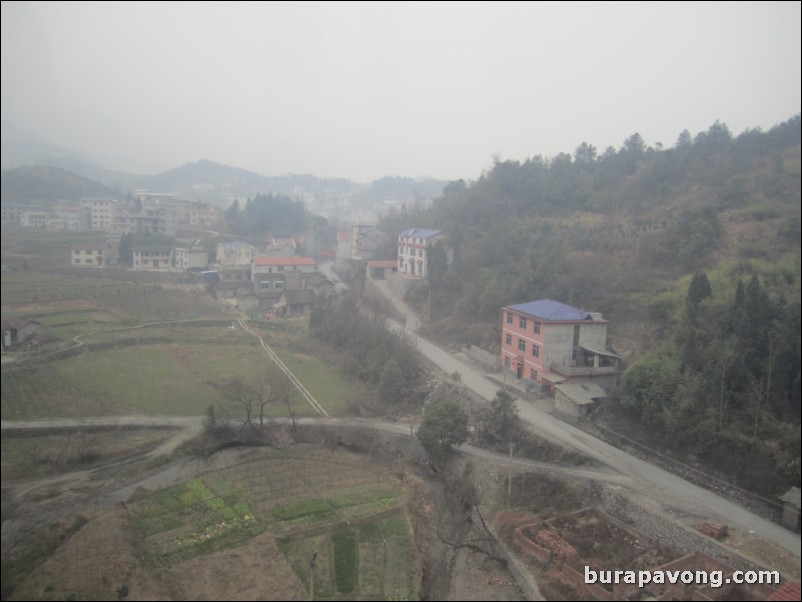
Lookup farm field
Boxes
[2,247,365,421]
[7,445,417,601]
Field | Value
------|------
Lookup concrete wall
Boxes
[591,483,782,576]
[465,345,499,372]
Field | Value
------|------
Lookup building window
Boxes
[534,321,541,334]
[519,317,527,328]
[507,312,513,324]
[504,356,510,368]
[532,344,539,357]
[518,339,525,352]
[505,334,512,346]
[275,281,284,289]
[260,281,271,289]
[530,369,537,381]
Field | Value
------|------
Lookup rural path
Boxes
[371,277,802,558]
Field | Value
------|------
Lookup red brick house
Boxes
[500,299,619,393]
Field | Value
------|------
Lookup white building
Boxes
[397,228,448,278]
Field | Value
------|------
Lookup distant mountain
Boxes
[132,160,358,204]
[0,165,120,204]
[0,120,99,171]
[368,175,450,201]
[133,159,272,201]
[37,156,142,191]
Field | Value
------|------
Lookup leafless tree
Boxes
[435,462,507,567]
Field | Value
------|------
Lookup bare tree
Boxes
[222,369,283,439]
[435,463,507,567]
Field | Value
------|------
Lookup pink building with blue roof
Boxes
[500,299,619,392]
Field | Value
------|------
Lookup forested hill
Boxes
[379,115,801,498]
[383,115,800,348]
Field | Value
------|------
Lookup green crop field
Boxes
[131,446,414,600]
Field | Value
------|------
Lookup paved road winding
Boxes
[373,278,801,557]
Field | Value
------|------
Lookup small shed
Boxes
[237,291,261,312]
[553,382,606,420]
[2,319,44,349]
[274,289,320,316]
[780,487,801,532]
[367,259,398,280]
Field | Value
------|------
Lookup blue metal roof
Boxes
[507,299,590,321]
[400,228,443,239]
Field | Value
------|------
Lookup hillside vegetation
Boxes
[379,115,801,497]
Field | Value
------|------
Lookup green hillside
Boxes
[379,115,801,497]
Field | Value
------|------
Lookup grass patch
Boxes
[0,429,173,480]
[274,349,358,414]
[331,528,358,593]
[2,339,325,419]
[280,510,413,601]
[273,499,334,522]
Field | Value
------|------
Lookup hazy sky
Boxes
[2,1,800,181]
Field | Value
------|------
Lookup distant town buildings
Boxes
[2,191,220,234]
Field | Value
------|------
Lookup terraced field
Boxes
[129,446,414,600]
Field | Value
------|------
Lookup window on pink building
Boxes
[507,312,513,324]
[519,317,528,328]
[534,321,541,334]
[532,344,539,357]
[505,334,512,345]
[518,339,525,352]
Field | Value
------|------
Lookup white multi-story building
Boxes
[397,228,447,278]
[80,197,119,230]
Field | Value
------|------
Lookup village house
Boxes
[113,208,174,236]
[263,238,297,257]
[397,228,448,278]
[1,319,44,349]
[189,203,221,227]
[174,246,209,270]
[216,241,259,266]
[251,256,317,294]
[215,265,252,301]
[350,225,388,261]
[132,245,174,270]
[335,230,351,265]
[70,241,117,267]
[80,197,119,230]
[273,289,321,316]
[367,259,398,280]
[500,299,619,394]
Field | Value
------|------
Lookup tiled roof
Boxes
[367,260,398,268]
[219,241,256,249]
[507,299,591,321]
[253,256,316,266]
[399,228,443,239]
[766,583,802,601]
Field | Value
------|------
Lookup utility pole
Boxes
[508,442,514,505]
[309,552,317,601]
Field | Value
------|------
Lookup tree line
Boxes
[619,272,800,496]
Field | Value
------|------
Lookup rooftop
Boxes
[399,228,443,239]
[253,256,316,267]
[507,299,596,322]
